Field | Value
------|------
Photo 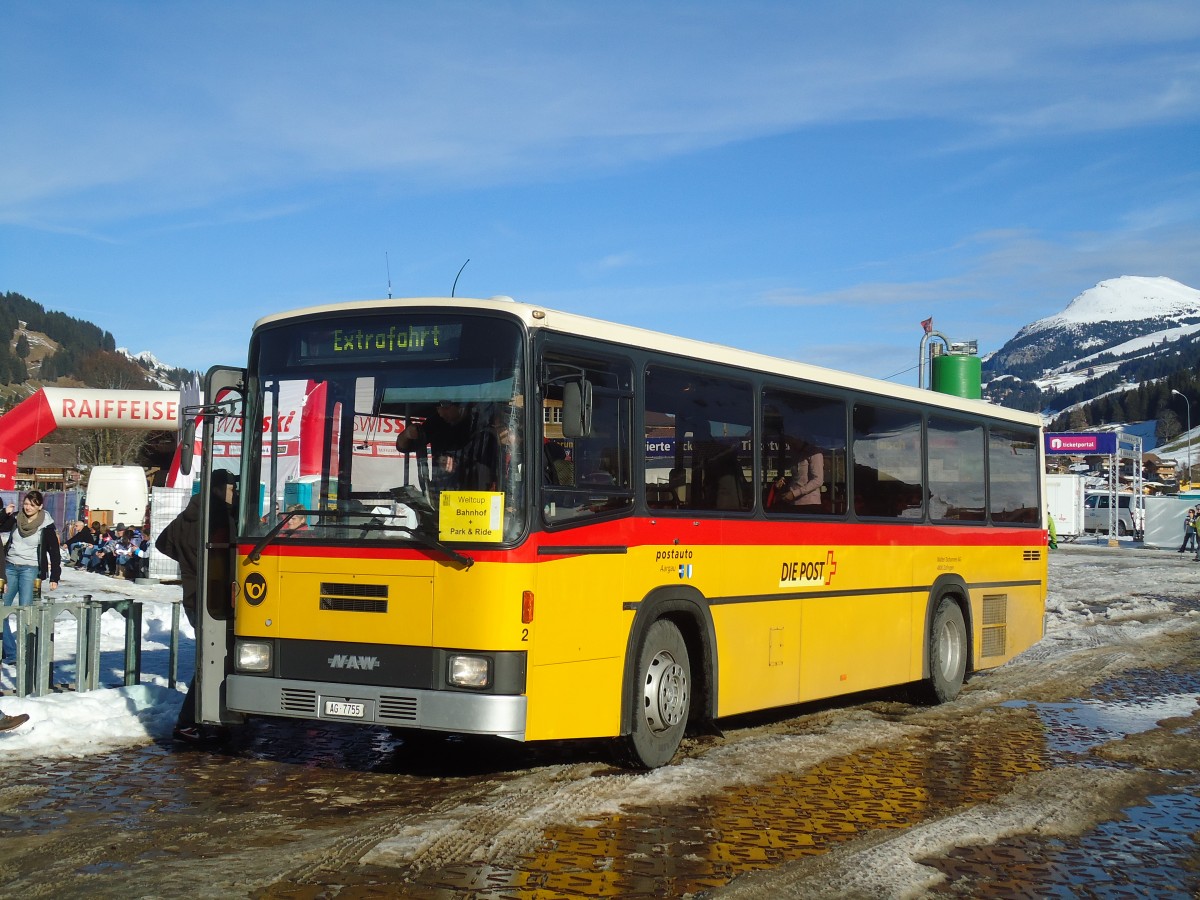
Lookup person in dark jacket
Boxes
[65,520,97,567]
[1,490,61,663]
[155,470,235,743]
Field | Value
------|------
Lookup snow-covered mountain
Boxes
[983,276,1200,412]
[117,348,188,390]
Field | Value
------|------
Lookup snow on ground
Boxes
[0,566,191,755]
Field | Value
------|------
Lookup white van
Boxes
[1083,491,1137,536]
[85,465,149,528]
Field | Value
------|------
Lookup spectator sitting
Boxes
[88,530,119,574]
[113,529,139,578]
[122,531,152,580]
[78,521,105,570]
[65,520,97,567]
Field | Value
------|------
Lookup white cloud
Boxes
[3,1,1198,226]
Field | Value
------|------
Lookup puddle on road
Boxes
[923,786,1200,898]
[376,672,1200,899]
[1002,693,1200,758]
[378,711,1050,898]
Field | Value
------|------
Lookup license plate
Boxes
[324,700,365,718]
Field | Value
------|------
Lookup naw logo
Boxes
[327,654,381,671]
[779,550,838,588]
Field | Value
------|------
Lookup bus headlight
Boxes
[448,655,490,688]
[236,640,272,672]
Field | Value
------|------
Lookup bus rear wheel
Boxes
[924,598,967,703]
[621,619,691,769]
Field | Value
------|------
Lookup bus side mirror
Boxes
[179,420,196,476]
[562,379,593,438]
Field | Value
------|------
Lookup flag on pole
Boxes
[920,317,933,334]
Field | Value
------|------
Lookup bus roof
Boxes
[253,296,1042,428]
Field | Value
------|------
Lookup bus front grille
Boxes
[320,581,389,613]
[281,687,318,714]
[378,694,419,723]
[321,582,389,597]
[320,597,388,612]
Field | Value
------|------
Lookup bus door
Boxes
[194,365,246,728]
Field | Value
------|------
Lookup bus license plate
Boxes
[324,700,365,718]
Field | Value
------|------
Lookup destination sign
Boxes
[294,320,463,363]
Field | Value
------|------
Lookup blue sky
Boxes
[2,2,1199,384]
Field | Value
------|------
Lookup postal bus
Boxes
[185,296,1047,768]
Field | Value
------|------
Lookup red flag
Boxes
[920,317,933,334]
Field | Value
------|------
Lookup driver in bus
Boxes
[395,400,476,483]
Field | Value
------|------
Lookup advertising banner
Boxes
[1044,432,1118,455]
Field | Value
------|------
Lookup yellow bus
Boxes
[187,297,1047,768]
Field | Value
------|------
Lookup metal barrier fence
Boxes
[8,594,182,698]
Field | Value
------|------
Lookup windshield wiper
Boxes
[243,507,474,569]
[244,513,297,565]
[355,517,474,568]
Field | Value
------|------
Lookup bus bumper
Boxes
[226,674,528,740]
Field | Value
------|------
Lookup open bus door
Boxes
[183,365,246,729]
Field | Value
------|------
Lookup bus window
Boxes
[761,388,847,515]
[989,426,1040,524]
[541,352,633,525]
[645,366,753,512]
[852,404,924,518]
[927,415,986,522]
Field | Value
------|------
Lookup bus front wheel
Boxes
[924,598,967,704]
[621,619,691,769]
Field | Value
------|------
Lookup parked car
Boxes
[1082,491,1137,535]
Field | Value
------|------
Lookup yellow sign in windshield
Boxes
[439,491,504,543]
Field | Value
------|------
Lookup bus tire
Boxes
[924,598,967,704]
[620,619,691,769]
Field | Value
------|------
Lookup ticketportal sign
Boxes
[1044,432,1118,455]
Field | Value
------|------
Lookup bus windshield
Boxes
[240,311,526,546]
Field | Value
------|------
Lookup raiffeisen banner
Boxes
[1045,432,1118,455]
[0,387,183,489]
[42,388,181,429]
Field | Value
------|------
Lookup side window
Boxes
[762,388,846,515]
[989,427,1040,524]
[540,351,633,526]
[927,416,985,522]
[852,404,924,519]
[644,366,754,512]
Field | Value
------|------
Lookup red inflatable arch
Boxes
[0,388,181,489]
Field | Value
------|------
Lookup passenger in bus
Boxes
[543,440,572,485]
[772,441,824,508]
[458,404,517,491]
[281,503,309,535]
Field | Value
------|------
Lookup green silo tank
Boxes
[931,353,982,399]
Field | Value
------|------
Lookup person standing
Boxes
[0,490,61,664]
[155,470,235,743]
[1179,506,1198,553]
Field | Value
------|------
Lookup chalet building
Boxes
[15,442,81,492]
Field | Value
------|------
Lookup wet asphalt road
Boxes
[2,571,1199,897]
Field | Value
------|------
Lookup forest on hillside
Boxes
[1,291,196,472]
[0,291,194,399]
